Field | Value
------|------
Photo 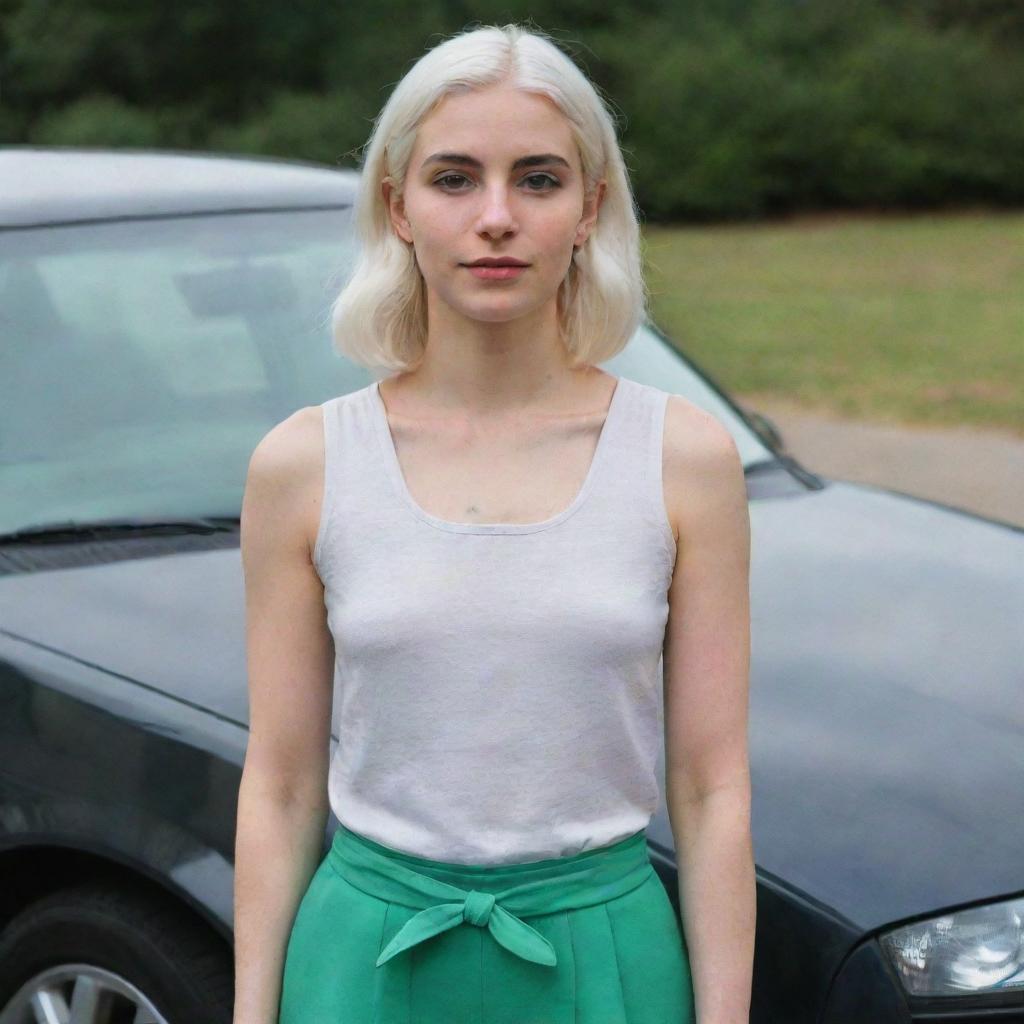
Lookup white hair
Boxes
[331,23,649,373]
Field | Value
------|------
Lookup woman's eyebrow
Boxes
[421,152,571,171]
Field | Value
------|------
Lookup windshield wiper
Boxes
[744,452,824,489]
[0,516,239,546]
[743,458,781,476]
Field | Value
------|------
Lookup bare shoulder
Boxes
[662,393,747,554]
[242,404,326,565]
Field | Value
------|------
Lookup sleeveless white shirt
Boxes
[313,375,676,865]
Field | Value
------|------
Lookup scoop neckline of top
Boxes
[368,374,630,535]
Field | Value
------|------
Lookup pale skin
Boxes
[234,79,753,1024]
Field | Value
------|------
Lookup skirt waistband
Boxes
[327,825,654,969]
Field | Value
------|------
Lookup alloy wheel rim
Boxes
[0,962,169,1024]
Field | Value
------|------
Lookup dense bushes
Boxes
[600,9,1024,219]
[2,0,1021,218]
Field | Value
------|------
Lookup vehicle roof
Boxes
[0,146,359,229]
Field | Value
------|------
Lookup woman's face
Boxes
[384,82,605,325]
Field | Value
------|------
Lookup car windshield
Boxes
[0,208,773,537]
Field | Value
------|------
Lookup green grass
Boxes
[641,210,1024,436]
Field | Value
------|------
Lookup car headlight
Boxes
[879,896,1024,997]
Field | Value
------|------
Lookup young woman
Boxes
[234,23,755,1024]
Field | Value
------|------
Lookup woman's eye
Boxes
[523,173,560,190]
[432,173,561,192]
[434,173,471,190]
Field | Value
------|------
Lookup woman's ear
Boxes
[382,177,414,245]
[574,179,607,249]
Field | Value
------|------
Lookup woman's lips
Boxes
[464,264,528,280]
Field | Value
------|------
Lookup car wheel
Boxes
[0,880,232,1024]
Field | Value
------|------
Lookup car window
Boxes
[0,209,771,536]
[603,327,770,468]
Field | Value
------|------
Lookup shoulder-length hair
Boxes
[331,23,650,374]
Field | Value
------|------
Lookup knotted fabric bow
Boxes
[376,886,556,966]
[327,825,655,970]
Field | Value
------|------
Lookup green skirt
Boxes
[278,822,695,1023]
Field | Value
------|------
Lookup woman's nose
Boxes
[475,185,518,238]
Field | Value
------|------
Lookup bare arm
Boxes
[662,397,755,1024]
[232,406,336,1024]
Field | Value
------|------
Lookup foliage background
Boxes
[3,0,1024,221]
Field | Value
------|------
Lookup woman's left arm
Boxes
[661,396,755,1024]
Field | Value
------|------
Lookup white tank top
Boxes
[313,374,676,865]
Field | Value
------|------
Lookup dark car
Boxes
[1,146,1022,1024]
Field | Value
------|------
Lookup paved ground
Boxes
[734,393,1024,529]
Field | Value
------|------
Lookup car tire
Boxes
[0,880,233,1024]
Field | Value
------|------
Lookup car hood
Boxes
[1,478,1021,929]
[741,479,1024,931]
[0,543,253,725]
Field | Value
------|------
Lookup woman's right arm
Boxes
[232,407,336,1024]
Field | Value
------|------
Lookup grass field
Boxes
[641,210,1024,436]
